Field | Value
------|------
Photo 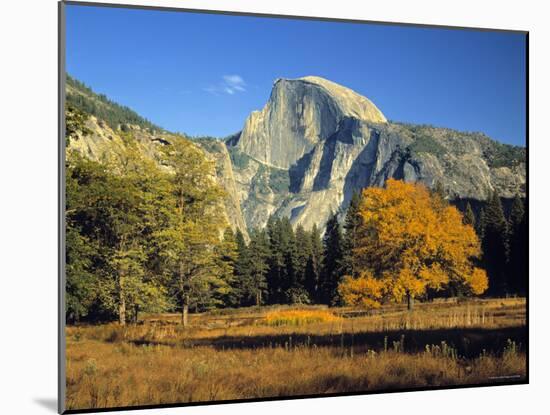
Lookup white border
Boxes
[1,1,546,414]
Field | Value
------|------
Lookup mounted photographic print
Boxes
[59,1,528,413]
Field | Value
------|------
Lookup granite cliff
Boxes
[67,74,526,233]
[220,76,525,231]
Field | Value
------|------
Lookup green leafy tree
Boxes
[65,103,91,145]
[65,225,96,323]
[157,138,227,326]
[66,145,171,325]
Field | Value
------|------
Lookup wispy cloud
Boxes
[223,75,246,92]
[204,75,247,96]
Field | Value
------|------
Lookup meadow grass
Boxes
[65,297,527,410]
[265,309,341,326]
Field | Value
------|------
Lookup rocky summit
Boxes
[235,76,387,170]
[217,76,525,231]
[68,75,526,235]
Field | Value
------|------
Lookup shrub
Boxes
[269,169,290,193]
[408,134,446,157]
[228,148,251,169]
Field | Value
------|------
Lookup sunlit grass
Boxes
[65,297,527,411]
[265,309,341,326]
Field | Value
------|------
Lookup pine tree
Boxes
[215,227,238,307]
[232,229,249,305]
[508,195,527,295]
[433,180,446,201]
[464,202,476,227]
[293,225,313,303]
[280,217,298,303]
[266,215,283,303]
[266,215,297,304]
[341,191,362,276]
[246,229,270,306]
[320,213,344,305]
[477,207,486,240]
[305,224,323,302]
[509,195,525,229]
[482,192,509,295]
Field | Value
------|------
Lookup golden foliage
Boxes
[265,309,341,326]
[466,268,490,295]
[338,272,386,309]
[342,179,488,307]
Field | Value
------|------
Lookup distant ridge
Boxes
[66,74,162,132]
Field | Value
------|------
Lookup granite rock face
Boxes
[224,76,526,231]
[68,117,250,239]
[69,75,526,234]
[236,76,387,169]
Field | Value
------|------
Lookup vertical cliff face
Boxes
[226,76,526,232]
[195,139,250,239]
[67,116,250,239]
[67,74,526,235]
[236,76,387,169]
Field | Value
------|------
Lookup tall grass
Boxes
[65,297,527,410]
[66,339,525,410]
[265,310,341,326]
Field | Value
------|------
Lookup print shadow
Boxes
[34,398,57,412]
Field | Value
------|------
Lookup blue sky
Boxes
[66,5,526,146]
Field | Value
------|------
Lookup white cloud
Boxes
[203,86,219,95]
[205,74,247,95]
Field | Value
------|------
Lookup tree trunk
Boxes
[407,292,414,311]
[256,290,261,307]
[181,293,189,327]
[178,264,189,327]
[118,273,126,325]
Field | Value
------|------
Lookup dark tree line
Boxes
[461,194,527,296]
[224,188,527,308]
[108,183,526,314]
[225,194,363,307]
[225,217,327,306]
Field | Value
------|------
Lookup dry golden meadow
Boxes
[65,298,526,410]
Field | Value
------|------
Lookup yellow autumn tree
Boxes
[339,179,488,310]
